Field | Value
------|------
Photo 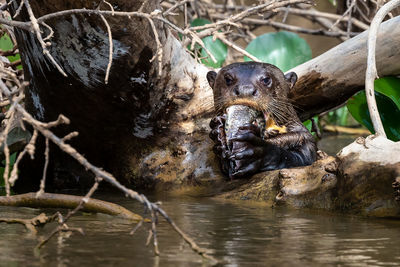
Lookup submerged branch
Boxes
[0,213,57,234]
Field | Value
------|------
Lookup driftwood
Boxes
[290,16,400,121]
[0,192,144,221]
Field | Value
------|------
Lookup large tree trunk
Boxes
[11,0,172,190]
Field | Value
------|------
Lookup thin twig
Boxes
[130,220,144,235]
[163,0,192,16]
[99,14,113,84]
[329,0,357,31]
[9,129,38,186]
[214,32,260,62]
[36,138,49,197]
[1,106,17,196]
[12,0,24,19]
[23,0,67,77]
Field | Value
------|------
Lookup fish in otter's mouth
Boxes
[224,104,287,147]
[224,104,265,144]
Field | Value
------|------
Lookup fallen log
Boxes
[218,136,400,218]
[289,16,400,121]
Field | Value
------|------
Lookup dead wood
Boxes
[0,212,57,234]
[219,136,400,218]
[0,192,144,221]
[289,16,400,121]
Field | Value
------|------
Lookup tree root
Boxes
[0,193,145,222]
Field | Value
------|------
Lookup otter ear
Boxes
[284,72,297,89]
[207,71,217,88]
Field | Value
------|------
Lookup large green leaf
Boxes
[190,18,227,68]
[244,31,311,72]
[374,77,400,111]
[347,90,400,141]
[199,36,227,68]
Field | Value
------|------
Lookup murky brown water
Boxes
[318,134,361,156]
[1,194,399,266]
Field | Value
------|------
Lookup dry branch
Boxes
[0,192,144,221]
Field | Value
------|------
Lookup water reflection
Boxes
[0,196,399,266]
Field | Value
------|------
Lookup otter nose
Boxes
[234,85,257,97]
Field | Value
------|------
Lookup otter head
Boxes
[207,62,297,118]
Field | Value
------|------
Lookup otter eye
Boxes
[261,76,272,87]
[224,74,234,86]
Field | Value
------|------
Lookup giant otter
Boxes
[207,62,317,179]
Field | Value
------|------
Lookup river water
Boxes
[1,193,399,266]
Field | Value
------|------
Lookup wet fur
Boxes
[207,62,317,179]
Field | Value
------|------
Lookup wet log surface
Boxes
[219,136,400,218]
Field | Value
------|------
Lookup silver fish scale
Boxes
[225,105,265,143]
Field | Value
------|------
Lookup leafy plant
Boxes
[325,106,350,126]
[347,77,400,141]
[328,0,337,6]
[244,31,311,72]
[189,18,227,68]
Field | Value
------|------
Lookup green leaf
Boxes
[374,77,400,111]
[0,34,13,51]
[303,116,318,136]
[244,31,311,72]
[325,106,349,126]
[189,19,227,68]
[190,18,212,29]
[303,119,312,132]
[0,33,22,69]
[347,90,400,141]
[328,0,337,6]
[199,36,227,68]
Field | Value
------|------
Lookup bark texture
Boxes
[289,16,400,121]
[219,137,400,218]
